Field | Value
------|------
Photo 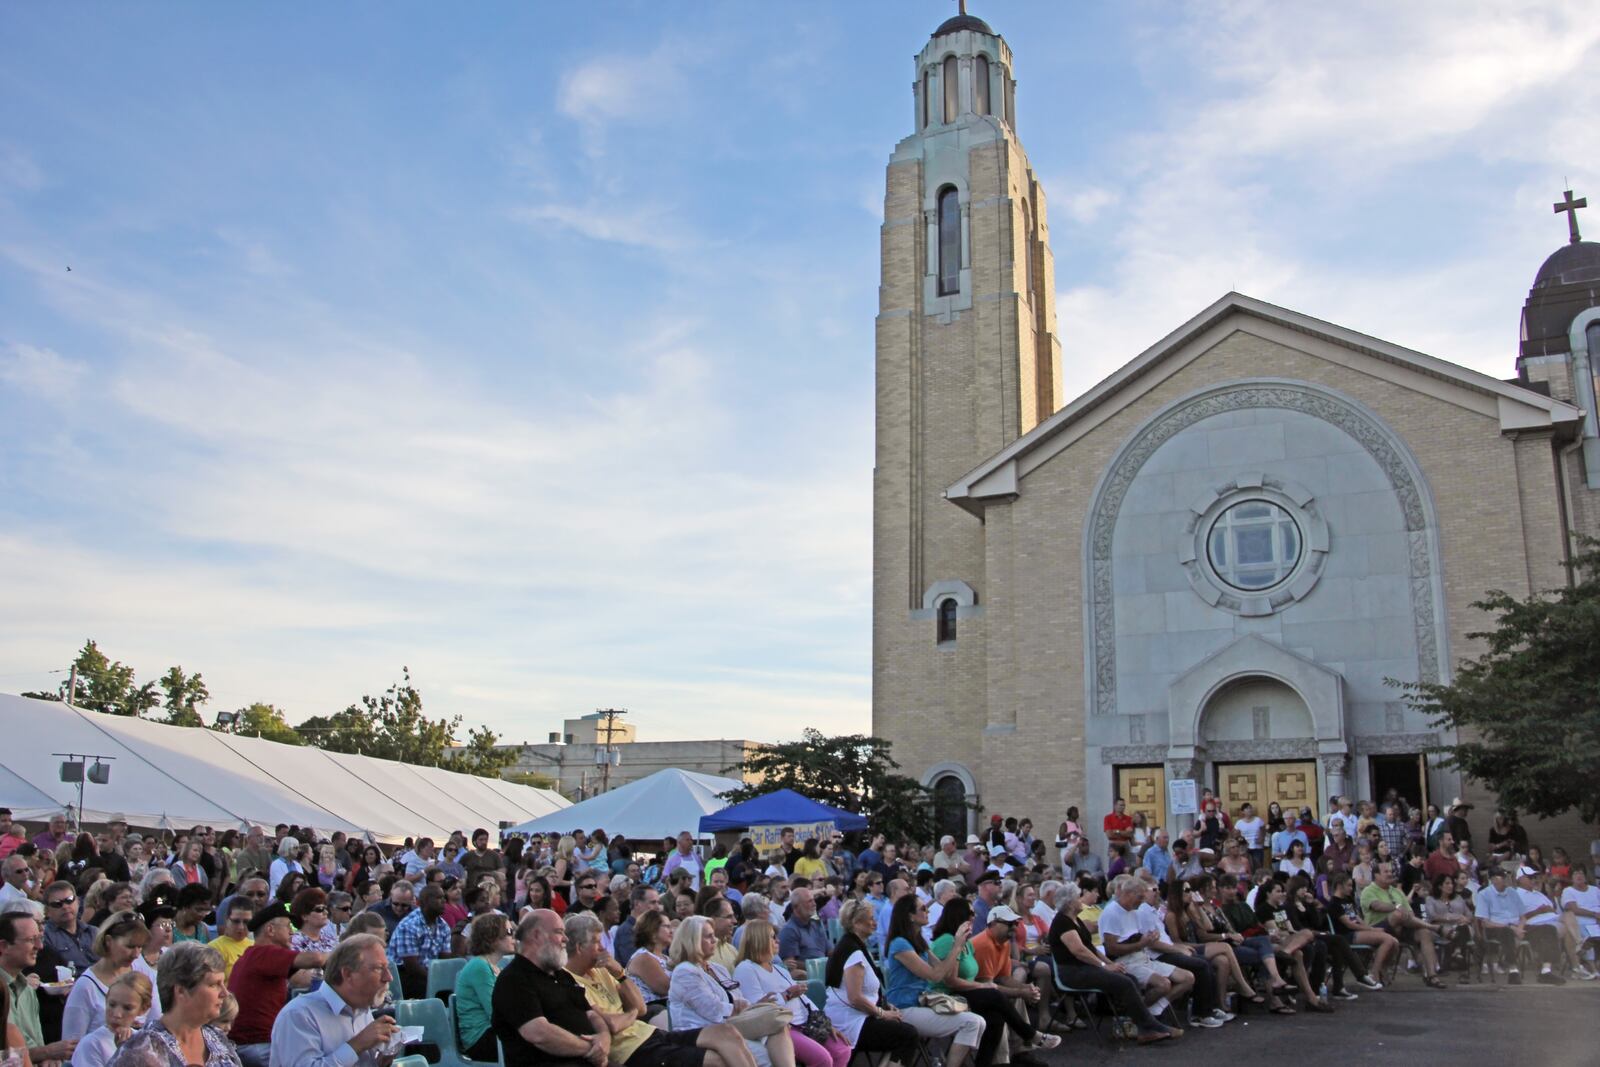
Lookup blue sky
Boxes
[2,2,1595,744]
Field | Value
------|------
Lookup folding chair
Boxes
[453,997,505,1066]
[395,996,469,1067]
[1047,956,1128,1039]
[427,957,469,1003]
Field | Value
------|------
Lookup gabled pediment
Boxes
[946,292,1583,516]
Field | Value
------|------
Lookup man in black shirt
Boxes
[493,909,608,1067]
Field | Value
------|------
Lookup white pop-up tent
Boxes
[505,767,741,842]
[0,692,567,843]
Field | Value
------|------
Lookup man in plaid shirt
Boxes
[1377,804,1408,860]
[389,883,454,999]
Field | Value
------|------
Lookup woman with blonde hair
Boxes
[734,920,849,1067]
[69,971,150,1067]
[668,916,796,1067]
[63,913,149,1039]
[549,836,577,905]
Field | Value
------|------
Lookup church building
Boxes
[871,11,1600,854]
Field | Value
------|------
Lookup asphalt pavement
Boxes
[1034,974,1599,1065]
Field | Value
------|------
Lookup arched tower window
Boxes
[974,55,990,116]
[921,69,931,129]
[933,775,967,841]
[936,597,958,643]
[937,187,961,296]
[942,55,959,123]
[1005,76,1015,128]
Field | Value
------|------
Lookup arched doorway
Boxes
[1202,676,1320,821]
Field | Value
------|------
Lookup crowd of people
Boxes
[0,791,1592,1067]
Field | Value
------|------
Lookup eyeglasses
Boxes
[309,906,328,913]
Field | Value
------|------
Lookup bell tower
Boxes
[872,9,1063,795]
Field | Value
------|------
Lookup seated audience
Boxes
[880,895,987,1067]
[107,942,240,1067]
[667,916,796,1067]
[64,913,148,1040]
[1046,882,1177,1044]
[69,971,149,1067]
[625,911,675,1018]
[456,913,516,1063]
[733,919,849,1067]
[226,903,329,1067]
[267,934,397,1067]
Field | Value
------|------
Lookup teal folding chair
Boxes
[389,961,405,1006]
[395,997,468,1067]
[453,994,506,1066]
[427,957,469,1002]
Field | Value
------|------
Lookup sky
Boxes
[1,2,1596,746]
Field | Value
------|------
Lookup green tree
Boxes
[296,668,512,775]
[158,666,211,727]
[218,703,305,745]
[443,724,520,779]
[25,640,159,716]
[1393,537,1600,824]
[720,729,941,845]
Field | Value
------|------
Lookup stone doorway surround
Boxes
[1165,634,1351,802]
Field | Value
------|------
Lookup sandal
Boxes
[1244,993,1267,1005]
[1424,976,1446,989]
[1269,1003,1296,1015]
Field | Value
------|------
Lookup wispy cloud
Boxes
[1053,0,1600,399]
[0,343,85,400]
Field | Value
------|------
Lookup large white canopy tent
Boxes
[0,692,567,844]
[505,767,741,842]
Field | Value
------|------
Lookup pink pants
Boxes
[790,1030,852,1067]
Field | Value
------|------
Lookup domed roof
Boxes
[1532,240,1600,290]
[931,13,994,37]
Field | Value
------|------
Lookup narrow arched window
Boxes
[974,55,990,115]
[921,69,931,129]
[943,55,959,123]
[1021,200,1034,298]
[936,598,958,644]
[937,187,961,296]
[1005,76,1015,128]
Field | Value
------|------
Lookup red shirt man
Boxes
[1103,799,1134,846]
[227,903,327,1050]
[1423,834,1459,883]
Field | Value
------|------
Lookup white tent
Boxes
[505,767,742,842]
[0,692,567,843]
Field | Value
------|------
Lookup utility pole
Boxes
[595,707,627,794]
[67,665,78,706]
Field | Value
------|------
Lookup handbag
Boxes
[917,991,969,1015]
[795,996,834,1042]
[726,1002,794,1040]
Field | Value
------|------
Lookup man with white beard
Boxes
[493,909,612,1067]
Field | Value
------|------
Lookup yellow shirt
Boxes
[1077,905,1104,947]
[570,966,655,1065]
[793,857,827,880]
[211,934,253,980]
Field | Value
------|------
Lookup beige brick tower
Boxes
[872,9,1062,832]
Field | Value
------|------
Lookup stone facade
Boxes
[872,17,1598,858]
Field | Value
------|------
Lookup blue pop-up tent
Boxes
[698,788,868,848]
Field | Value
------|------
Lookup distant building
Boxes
[493,712,763,800]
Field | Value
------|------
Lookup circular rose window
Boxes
[1206,500,1302,591]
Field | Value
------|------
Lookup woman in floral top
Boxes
[108,943,240,1067]
[288,888,339,954]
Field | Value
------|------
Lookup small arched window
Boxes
[937,187,961,296]
[934,775,967,841]
[974,55,990,115]
[1005,76,1015,128]
[921,69,931,129]
[936,598,958,644]
[943,55,959,123]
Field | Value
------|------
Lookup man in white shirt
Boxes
[1515,867,1566,984]
[1097,876,1193,1021]
[1327,796,1360,842]
[1032,881,1062,928]
[270,934,397,1067]
[1559,868,1600,980]
[1234,804,1265,867]
[0,856,30,907]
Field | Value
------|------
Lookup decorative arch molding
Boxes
[911,579,981,621]
[1082,378,1449,717]
[1166,635,1347,759]
[921,762,979,840]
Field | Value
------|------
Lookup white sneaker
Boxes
[1210,1008,1235,1022]
[1572,965,1596,981]
[1192,1015,1225,1029]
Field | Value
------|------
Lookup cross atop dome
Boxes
[1554,188,1587,244]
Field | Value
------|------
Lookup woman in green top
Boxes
[928,899,1058,1061]
[456,912,515,1061]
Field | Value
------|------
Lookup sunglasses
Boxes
[47,898,76,909]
